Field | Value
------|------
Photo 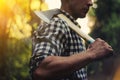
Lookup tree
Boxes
[0,0,48,80]
[88,0,120,80]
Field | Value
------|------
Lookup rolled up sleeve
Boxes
[29,17,67,75]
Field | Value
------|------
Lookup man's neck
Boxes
[61,6,77,20]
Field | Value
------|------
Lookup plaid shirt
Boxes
[30,10,88,80]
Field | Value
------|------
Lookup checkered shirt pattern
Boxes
[30,10,88,80]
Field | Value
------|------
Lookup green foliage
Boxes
[89,0,120,79]
[0,0,48,80]
[88,7,96,17]
[92,0,120,52]
[102,14,120,50]
[0,38,32,80]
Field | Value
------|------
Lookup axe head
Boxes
[34,8,61,23]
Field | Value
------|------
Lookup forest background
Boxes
[0,0,120,80]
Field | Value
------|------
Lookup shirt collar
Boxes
[60,9,81,28]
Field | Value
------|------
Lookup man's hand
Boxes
[32,38,113,80]
[87,38,113,60]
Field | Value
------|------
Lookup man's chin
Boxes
[79,15,86,18]
[74,14,86,19]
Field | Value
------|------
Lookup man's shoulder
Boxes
[50,16,65,24]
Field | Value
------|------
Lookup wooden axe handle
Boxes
[58,14,95,43]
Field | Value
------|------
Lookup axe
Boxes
[34,9,95,43]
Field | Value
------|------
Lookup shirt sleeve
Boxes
[29,17,67,74]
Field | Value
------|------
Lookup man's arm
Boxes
[33,38,113,80]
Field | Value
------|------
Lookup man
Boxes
[30,0,113,80]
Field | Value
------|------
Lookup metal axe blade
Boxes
[34,8,61,23]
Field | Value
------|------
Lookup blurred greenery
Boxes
[0,0,120,80]
[0,0,47,80]
[88,0,120,80]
